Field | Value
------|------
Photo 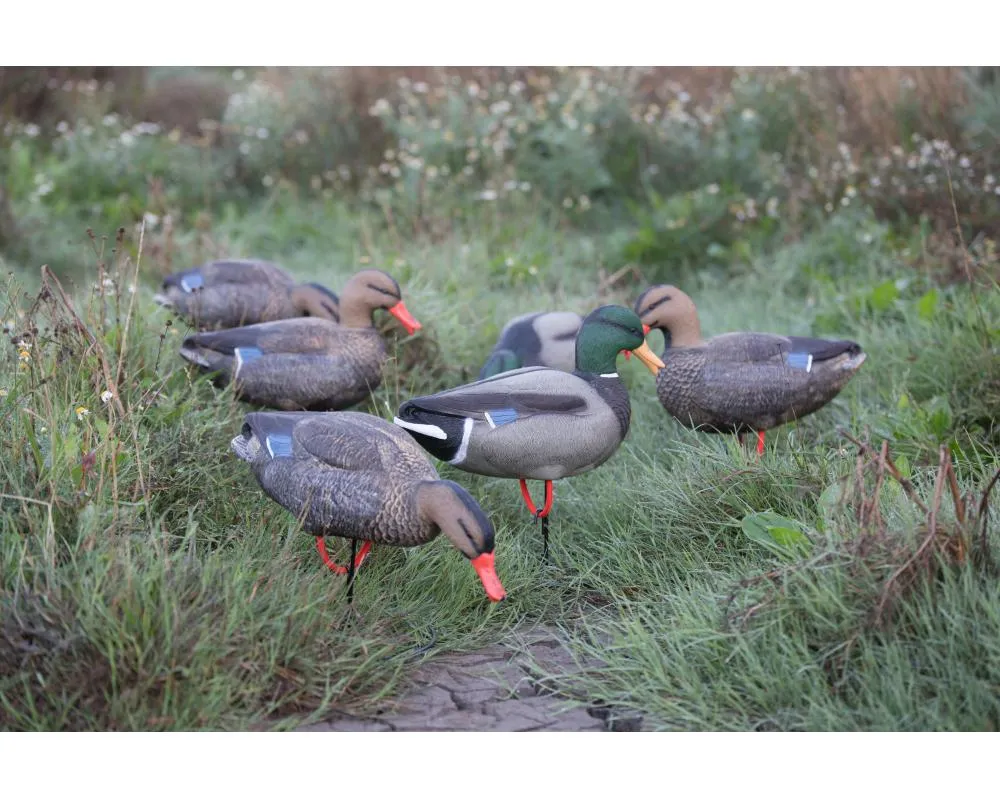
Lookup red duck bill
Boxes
[389,301,422,335]
[470,552,506,602]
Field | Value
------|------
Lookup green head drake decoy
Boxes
[154,258,341,329]
[231,411,506,603]
[179,269,421,410]
[394,305,664,556]
[634,284,867,454]
[478,311,582,379]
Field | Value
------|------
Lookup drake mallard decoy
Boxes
[479,311,582,379]
[154,259,341,329]
[178,269,420,410]
[633,284,867,453]
[393,305,664,554]
[231,411,506,602]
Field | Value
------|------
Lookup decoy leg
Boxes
[756,430,766,456]
[316,537,348,575]
[346,539,358,603]
[316,537,373,576]
[518,479,554,560]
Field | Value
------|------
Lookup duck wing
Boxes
[400,367,587,424]
[697,334,863,423]
[182,318,340,360]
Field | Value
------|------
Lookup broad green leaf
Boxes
[868,280,899,311]
[741,511,813,557]
[817,481,845,532]
[916,289,938,321]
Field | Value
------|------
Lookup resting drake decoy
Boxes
[231,411,506,603]
[154,258,341,329]
[633,284,867,454]
[179,269,420,410]
[394,305,664,555]
[479,311,582,379]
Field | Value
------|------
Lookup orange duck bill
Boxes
[631,340,665,375]
[389,301,422,335]
[470,552,506,602]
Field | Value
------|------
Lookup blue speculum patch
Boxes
[786,352,813,372]
[265,434,293,458]
[180,272,205,293]
[485,408,519,427]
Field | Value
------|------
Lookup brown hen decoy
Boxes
[179,269,420,410]
[231,411,506,602]
[633,284,867,454]
[154,258,341,329]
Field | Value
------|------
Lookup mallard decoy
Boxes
[154,259,341,329]
[394,305,664,555]
[479,311,582,379]
[179,269,420,410]
[633,284,867,454]
[231,411,506,603]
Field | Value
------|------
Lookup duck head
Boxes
[633,285,702,348]
[340,269,422,335]
[290,282,341,322]
[575,305,664,376]
[479,348,522,379]
[415,480,506,602]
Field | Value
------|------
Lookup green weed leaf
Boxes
[741,511,813,557]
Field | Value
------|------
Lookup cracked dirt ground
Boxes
[300,630,645,732]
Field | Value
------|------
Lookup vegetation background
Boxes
[1,66,998,731]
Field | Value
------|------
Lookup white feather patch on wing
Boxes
[448,417,474,466]
[392,417,448,440]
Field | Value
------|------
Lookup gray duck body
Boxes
[634,283,867,435]
[394,366,631,480]
[654,332,866,433]
[479,311,582,379]
[232,412,456,547]
[180,317,385,410]
[155,259,340,330]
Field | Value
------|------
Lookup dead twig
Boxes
[838,427,929,514]
[40,265,127,418]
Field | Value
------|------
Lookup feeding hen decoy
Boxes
[633,284,867,454]
[178,269,421,410]
[154,258,341,329]
[394,305,664,556]
[231,411,506,603]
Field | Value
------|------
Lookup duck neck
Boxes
[576,371,631,438]
[339,295,376,329]
[662,314,702,350]
[574,328,622,376]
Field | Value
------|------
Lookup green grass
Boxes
[2,181,999,730]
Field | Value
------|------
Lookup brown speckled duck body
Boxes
[154,259,341,329]
[179,269,420,410]
[634,285,867,436]
[231,411,505,601]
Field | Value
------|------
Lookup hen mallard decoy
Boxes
[231,411,506,603]
[479,311,582,379]
[154,258,341,329]
[179,269,420,410]
[633,284,867,454]
[394,305,664,555]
